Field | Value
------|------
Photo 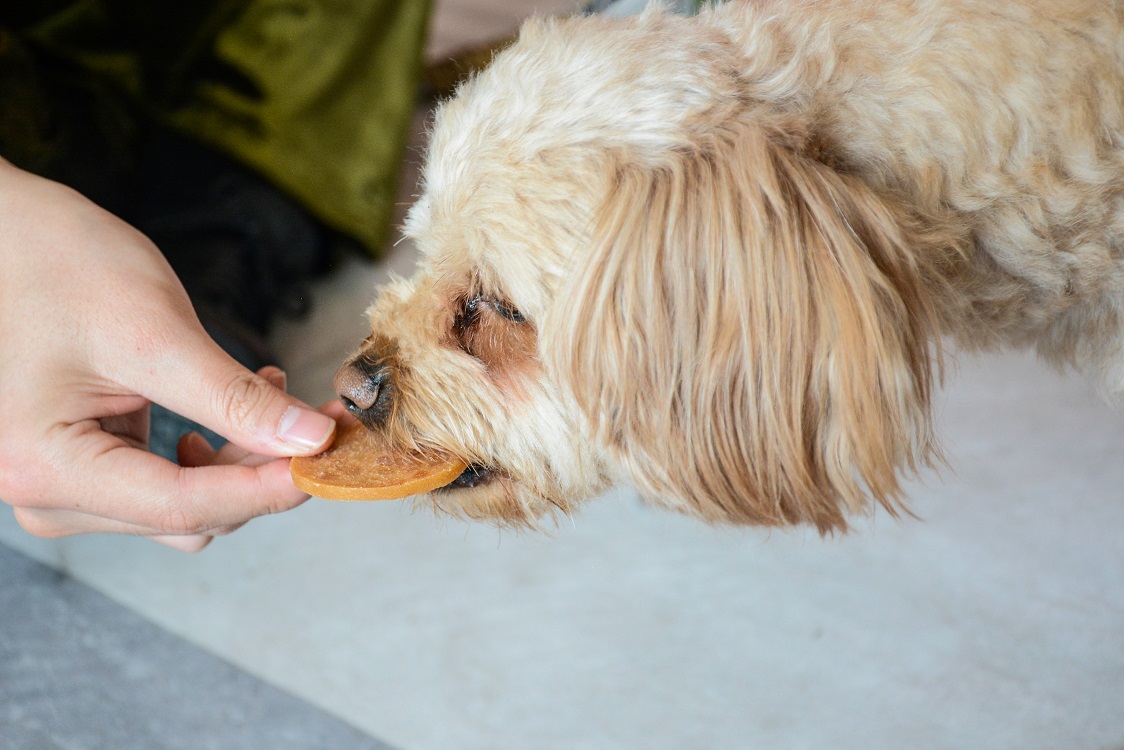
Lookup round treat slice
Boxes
[291,423,467,501]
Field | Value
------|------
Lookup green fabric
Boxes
[17,0,430,255]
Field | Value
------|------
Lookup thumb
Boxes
[139,337,336,457]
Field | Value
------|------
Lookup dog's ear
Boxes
[550,121,960,532]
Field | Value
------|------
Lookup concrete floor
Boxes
[3,1,1124,749]
[0,545,398,750]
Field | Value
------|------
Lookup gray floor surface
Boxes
[0,543,398,750]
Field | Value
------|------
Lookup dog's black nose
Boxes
[334,356,394,428]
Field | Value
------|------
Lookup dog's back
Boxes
[719,0,1124,382]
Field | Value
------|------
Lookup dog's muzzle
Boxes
[334,355,395,430]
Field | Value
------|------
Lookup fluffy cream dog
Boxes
[334,0,1124,532]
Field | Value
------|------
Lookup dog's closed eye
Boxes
[491,298,526,323]
[452,294,537,379]
[455,294,527,331]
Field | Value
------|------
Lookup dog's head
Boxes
[339,9,961,531]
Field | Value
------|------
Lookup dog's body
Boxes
[337,0,1124,531]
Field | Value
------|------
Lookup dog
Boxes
[333,0,1124,532]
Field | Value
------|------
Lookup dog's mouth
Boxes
[443,463,496,490]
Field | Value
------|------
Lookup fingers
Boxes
[177,431,218,468]
[13,506,160,538]
[12,448,303,539]
[100,409,150,450]
[152,534,214,552]
[177,430,274,468]
[9,368,317,546]
[95,448,310,533]
[13,507,219,553]
[175,367,300,470]
[129,333,335,459]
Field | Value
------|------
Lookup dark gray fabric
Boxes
[0,543,400,750]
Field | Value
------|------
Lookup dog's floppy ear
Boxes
[551,120,960,532]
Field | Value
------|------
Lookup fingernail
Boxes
[185,431,214,453]
[265,368,287,392]
[277,407,335,451]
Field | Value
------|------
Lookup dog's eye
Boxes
[453,294,528,354]
[458,295,526,324]
[490,297,526,323]
[451,292,537,372]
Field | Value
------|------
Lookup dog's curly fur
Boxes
[340,0,1124,532]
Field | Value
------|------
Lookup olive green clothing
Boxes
[2,0,431,254]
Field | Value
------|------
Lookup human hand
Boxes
[0,159,337,551]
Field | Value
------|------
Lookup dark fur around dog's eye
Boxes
[454,295,481,334]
